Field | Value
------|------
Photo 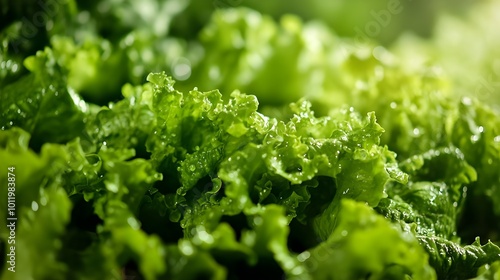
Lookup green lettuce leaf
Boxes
[419,236,500,280]
[451,98,500,215]
[0,48,86,150]
[145,73,405,241]
[0,128,72,280]
[50,35,127,104]
[375,141,500,278]
[299,199,436,280]
[180,8,337,106]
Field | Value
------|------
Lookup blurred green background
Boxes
[1,0,499,109]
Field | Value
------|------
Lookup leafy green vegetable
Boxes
[0,48,86,150]
[0,128,71,280]
[301,199,436,280]
[451,98,500,215]
[1,1,500,279]
[419,237,500,280]
[473,260,500,280]
[146,73,406,243]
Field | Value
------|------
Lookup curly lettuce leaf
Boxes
[180,8,337,106]
[298,199,436,280]
[146,73,405,242]
[2,1,500,279]
[170,204,304,279]
[374,140,500,278]
[0,128,72,280]
[0,48,86,150]
[141,73,418,278]
[310,108,406,241]
[50,35,127,103]
[178,8,464,168]
[84,82,156,154]
[451,98,500,215]
[419,236,500,280]
[376,146,477,238]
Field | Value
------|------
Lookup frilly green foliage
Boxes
[1,2,500,279]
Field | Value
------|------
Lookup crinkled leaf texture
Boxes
[0,128,71,280]
[145,72,404,235]
[419,237,500,280]
[297,199,436,280]
[1,67,498,280]
[375,140,500,278]
[1,3,500,279]
[0,48,86,150]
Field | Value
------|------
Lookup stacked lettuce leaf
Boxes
[1,1,500,279]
